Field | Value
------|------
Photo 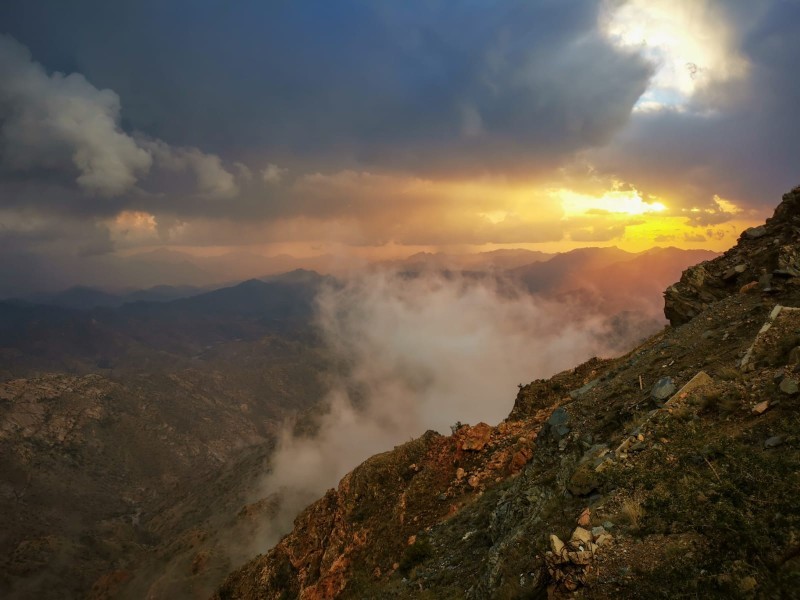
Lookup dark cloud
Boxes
[0,0,651,177]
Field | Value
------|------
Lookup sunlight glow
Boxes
[554,188,667,216]
[479,210,511,225]
[108,210,160,244]
[601,0,747,111]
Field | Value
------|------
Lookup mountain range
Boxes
[0,242,732,599]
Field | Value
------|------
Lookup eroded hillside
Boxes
[217,187,800,599]
[0,275,331,599]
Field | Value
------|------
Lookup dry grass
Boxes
[619,498,645,530]
[716,365,743,382]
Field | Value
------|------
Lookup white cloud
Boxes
[0,35,241,202]
[262,163,288,184]
[0,35,152,196]
[254,270,644,547]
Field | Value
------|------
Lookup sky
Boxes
[1,0,799,291]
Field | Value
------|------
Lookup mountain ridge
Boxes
[215,186,800,599]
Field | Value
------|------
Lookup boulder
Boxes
[570,527,593,547]
[744,225,767,239]
[779,378,799,395]
[577,508,591,527]
[460,422,493,451]
[545,407,570,441]
[651,377,676,402]
[550,535,566,558]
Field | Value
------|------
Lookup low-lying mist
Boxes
[253,269,661,549]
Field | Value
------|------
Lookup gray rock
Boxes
[546,407,571,440]
[779,378,799,395]
[651,377,676,401]
[788,347,800,365]
[744,225,767,239]
[569,378,599,400]
[591,526,607,538]
[773,268,800,278]
[764,436,784,449]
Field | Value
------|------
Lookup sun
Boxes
[555,188,667,217]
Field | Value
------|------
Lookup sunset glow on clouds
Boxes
[0,0,797,290]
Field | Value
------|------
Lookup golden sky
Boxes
[1,0,796,290]
[106,0,767,260]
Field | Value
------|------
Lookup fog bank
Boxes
[256,270,656,547]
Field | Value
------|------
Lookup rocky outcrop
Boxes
[215,420,543,599]
[665,186,800,325]
[545,513,615,595]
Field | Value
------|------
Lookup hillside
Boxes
[0,274,333,599]
[0,251,713,599]
[216,187,800,599]
[0,271,328,377]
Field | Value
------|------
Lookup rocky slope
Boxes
[0,364,319,599]
[217,187,800,599]
[0,276,332,599]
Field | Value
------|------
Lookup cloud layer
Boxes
[255,269,655,546]
[1,1,799,292]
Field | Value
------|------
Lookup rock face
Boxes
[665,186,800,326]
[215,421,541,600]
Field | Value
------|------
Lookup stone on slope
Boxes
[780,378,799,395]
[545,407,570,440]
[651,377,676,402]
